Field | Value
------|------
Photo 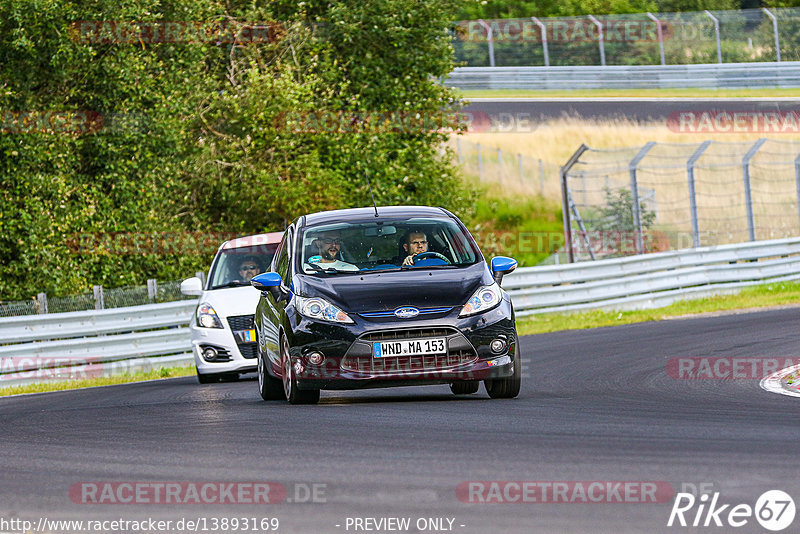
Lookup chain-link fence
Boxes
[451,137,562,198]
[454,7,799,67]
[563,139,800,260]
[0,277,201,318]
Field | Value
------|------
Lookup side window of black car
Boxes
[276,228,292,283]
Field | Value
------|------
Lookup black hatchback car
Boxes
[251,206,520,404]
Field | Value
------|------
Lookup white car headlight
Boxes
[196,303,223,328]
[295,296,354,324]
[459,282,502,317]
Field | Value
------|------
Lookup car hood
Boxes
[200,285,261,319]
[293,263,494,313]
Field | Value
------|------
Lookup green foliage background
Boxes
[1,0,472,300]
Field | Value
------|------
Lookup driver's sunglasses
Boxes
[240,265,259,271]
[320,238,343,245]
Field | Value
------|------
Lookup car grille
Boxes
[227,315,254,331]
[227,315,257,359]
[341,350,477,374]
[239,343,258,359]
[360,327,455,342]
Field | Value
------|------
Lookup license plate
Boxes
[234,329,256,343]
[373,338,446,358]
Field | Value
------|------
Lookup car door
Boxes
[257,225,295,375]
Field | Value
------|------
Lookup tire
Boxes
[196,370,220,384]
[281,335,320,405]
[257,344,284,401]
[485,342,521,399]
[450,381,480,395]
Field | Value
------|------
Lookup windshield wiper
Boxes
[211,281,251,289]
[305,263,354,274]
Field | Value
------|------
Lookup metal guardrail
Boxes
[2,237,798,385]
[0,300,198,387]
[504,237,800,315]
[445,62,800,90]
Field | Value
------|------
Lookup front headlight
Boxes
[196,303,223,328]
[295,296,354,324]
[459,282,502,317]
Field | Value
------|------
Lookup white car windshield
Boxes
[208,244,278,289]
[298,217,481,274]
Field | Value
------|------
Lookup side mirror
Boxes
[180,277,203,296]
[251,272,289,300]
[490,256,517,285]
[251,272,282,291]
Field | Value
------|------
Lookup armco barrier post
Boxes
[93,285,104,310]
[687,140,712,248]
[147,279,158,301]
[195,271,206,285]
[518,153,524,184]
[36,293,48,315]
[587,15,606,66]
[477,19,495,67]
[531,17,549,67]
[647,12,666,65]
[497,148,503,184]
[560,144,590,263]
[539,159,545,196]
[629,142,657,255]
[742,138,766,242]
[456,137,462,163]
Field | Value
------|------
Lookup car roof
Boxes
[221,231,284,250]
[302,206,450,227]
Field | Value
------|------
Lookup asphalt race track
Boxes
[2,307,800,534]
[461,97,800,123]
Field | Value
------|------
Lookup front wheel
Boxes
[258,343,284,401]
[450,381,480,395]
[281,335,320,405]
[485,342,521,399]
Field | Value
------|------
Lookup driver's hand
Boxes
[402,255,415,266]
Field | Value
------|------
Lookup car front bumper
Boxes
[284,297,517,391]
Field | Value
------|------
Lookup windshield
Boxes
[297,217,481,275]
[208,244,278,289]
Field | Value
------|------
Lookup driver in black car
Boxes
[401,230,429,266]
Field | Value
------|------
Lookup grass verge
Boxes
[458,88,800,99]
[0,365,196,397]
[517,280,800,335]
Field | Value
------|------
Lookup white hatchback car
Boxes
[180,232,283,383]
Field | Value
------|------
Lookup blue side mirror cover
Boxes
[251,272,282,291]
[491,256,517,275]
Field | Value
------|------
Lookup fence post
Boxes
[518,153,524,184]
[456,137,462,164]
[687,140,711,248]
[36,292,48,315]
[195,271,206,286]
[587,15,606,66]
[560,144,590,263]
[762,8,781,62]
[795,154,800,236]
[477,19,495,67]
[742,138,766,242]
[477,143,483,180]
[531,16,549,67]
[704,10,722,64]
[646,12,666,65]
[497,148,503,184]
[147,279,158,301]
[629,142,657,255]
[93,285,105,310]
[539,158,545,196]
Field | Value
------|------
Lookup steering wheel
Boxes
[413,252,451,265]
